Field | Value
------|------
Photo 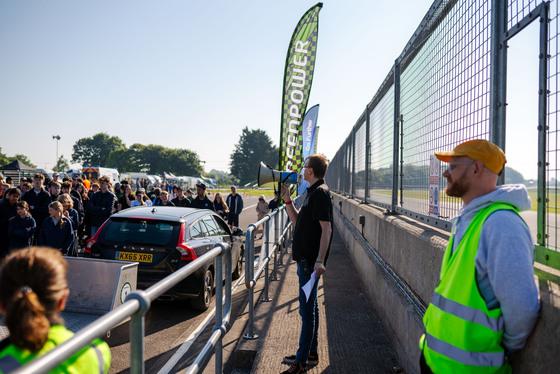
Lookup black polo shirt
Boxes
[292,179,333,265]
[190,195,215,211]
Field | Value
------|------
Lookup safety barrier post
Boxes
[127,290,151,374]
[243,224,258,340]
[214,246,224,373]
[270,211,280,281]
[261,216,271,302]
[279,209,285,265]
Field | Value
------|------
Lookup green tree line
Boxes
[69,129,278,185]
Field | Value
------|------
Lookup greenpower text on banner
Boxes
[279,3,322,172]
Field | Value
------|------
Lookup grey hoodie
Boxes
[449,184,540,351]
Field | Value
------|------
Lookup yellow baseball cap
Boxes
[434,139,506,174]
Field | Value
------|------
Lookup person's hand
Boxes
[314,261,326,279]
[281,184,291,202]
[63,211,69,218]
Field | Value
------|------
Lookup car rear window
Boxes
[99,218,181,247]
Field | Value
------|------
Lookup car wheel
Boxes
[191,269,213,311]
[232,251,243,280]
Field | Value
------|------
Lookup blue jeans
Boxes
[295,262,320,364]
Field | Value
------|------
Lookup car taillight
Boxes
[84,219,109,256]
[84,238,96,254]
[176,243,197,261]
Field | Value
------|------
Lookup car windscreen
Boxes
[99,217,181,247]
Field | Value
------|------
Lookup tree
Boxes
[107,146,142,173]
[209,169,238,187]
[53,156,70,172]
[167,148,203,176]
[0,148,37,168]
[505,167,525,184]
[72,133,125,166]
[230,127,278,185]
[0,148,9,167]
[10,154,36,168]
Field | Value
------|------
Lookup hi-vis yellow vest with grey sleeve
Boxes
[419,203,517,374]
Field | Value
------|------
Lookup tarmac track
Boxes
[106,193,261,374]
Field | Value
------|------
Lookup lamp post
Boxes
[52,135,61,166]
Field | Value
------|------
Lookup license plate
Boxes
[116,251,153,263]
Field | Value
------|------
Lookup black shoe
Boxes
[308,352,319,364]
[284,352,318,365]
[281,361,307,374]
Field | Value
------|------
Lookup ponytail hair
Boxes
[0,247,68,352]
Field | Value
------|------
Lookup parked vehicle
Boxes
[84,206,244,310]
[82,166,120,184]
[121,172,158,190]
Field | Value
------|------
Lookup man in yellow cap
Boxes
[419,139,540,373]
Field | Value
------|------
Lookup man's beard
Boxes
[445,171,470,198]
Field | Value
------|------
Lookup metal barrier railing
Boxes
[243,202,294,340]
[13,243,231,374]
[12,201,297,374]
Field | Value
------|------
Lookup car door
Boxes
[199,214,233,278]
[188,219,214,258]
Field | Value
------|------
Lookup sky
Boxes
[0,0,539,179]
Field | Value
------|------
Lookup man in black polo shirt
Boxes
[280,154,333,374]
[190,183,215,211]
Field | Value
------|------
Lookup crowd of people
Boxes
[0,172,284,259]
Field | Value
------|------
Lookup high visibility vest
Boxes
[420,203,518,374]
[0,325,110,374]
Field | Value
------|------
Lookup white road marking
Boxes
[243,203,257,211]
[157,261,256,374]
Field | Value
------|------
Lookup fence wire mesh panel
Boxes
[354,122,367,199]
[323,0,560,268]
[345,138,353,195]
[507,0,541,27]
[368,87,395,208]
[541,0,560,253]
[399,0,491,219]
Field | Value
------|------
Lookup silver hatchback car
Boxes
[85,206,244,311]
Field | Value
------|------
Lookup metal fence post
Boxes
[365,105,371,199]
[392,60,401,212]
[538,3,550,246]
[490,0,508,185]
[352,128,356,198]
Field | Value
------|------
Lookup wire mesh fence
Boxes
[324,0,560,269]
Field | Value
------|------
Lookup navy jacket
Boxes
[0,200,17,254]
[65,208,80,231]
[87,190,116,227]
[22,188,51,225]
[39,216,74,255]
[8,215,36,250]
[226,194,244,215]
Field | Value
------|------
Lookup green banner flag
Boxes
[279,3,322,172]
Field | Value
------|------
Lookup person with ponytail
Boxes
[38,202,75,256]
[0,247,111,373]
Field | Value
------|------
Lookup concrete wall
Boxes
[333,193,560,374]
